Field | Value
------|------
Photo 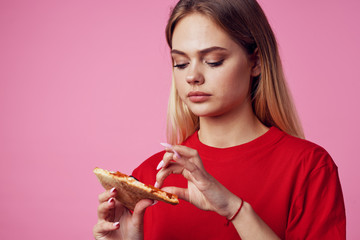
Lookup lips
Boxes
[187,91,211,103]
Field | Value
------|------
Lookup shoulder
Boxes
[275,129,337,172]
[280,135,346,238]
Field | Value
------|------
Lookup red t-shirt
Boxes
[132,127,346,239]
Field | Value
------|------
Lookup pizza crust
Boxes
[94,167,179,211]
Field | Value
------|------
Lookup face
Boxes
[171,13,259,118]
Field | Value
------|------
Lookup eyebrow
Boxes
[171,46,228,56]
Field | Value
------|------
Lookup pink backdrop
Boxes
[1,0,359,239]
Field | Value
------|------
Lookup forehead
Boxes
[171,13,237,51]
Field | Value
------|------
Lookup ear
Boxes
[250,48,261,77]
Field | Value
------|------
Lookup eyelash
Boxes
[173,59,224,69]
[173,63,189,69]
[207,59,224,67]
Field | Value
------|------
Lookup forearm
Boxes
[225,197,280,240]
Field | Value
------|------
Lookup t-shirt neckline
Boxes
[185,126,285,158]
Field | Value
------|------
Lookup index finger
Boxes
[172,145,200,160]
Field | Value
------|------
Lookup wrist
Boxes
[226,198,243,225]
[227,198,243,220]
[222,195,243,220]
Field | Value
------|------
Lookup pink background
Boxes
[0,0,359,239]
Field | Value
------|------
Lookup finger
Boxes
[132,199,154,227]
[160,142,181,157]
[161,153,203,180]
[157,151,173,170]
[98,187,117,203]
[171,146,208,182]
[93,220,120,238]
[172,145,199,159]
[183,159,208,183]
[156,162,185,187]
[97,197,116,220]
[162,151,175,168]
[161,186,189,202]
[156,159,206,189]
[169,146,203,171]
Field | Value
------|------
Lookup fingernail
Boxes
[160,143,180,159]
[160,142,172,148]
[156,160,164,170]
[173,150,180,159]
[110,187,116,193]
[113,222,120,228]
[151,200,158,206]
[154,182,160,188]
[108,198,114,204]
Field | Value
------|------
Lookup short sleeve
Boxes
[285,151,346,239]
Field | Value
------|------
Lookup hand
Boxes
[156,145,241,219]
[93,188,154,240]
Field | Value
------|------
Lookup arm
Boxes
[285,155,346,238]
[156,145,280,240]
[228,197,280,240]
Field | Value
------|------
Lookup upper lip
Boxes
[187,91,211,97]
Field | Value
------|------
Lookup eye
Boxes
[173,63,189,69]
[206,59,224,67]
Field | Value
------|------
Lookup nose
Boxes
[186,65,204,85]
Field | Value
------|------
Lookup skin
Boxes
[157,14,279,239]
[170,13,267,148]
[93,187,154,240]
[93,13,280,240]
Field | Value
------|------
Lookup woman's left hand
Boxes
[155,145,241,219]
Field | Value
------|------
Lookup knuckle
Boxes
[98,202,108,214]
[157,168,170,183]
[156,169,167,182]
[163,152,173,161]
[156,170,164,182]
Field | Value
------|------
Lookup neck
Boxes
[198,101,268,148]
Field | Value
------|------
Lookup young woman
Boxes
[93,0,346,239]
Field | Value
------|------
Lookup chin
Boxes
[188,107,223,118]
[185,101,227,117]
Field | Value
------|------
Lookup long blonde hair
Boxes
[165,0,304,144]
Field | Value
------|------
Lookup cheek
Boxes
[215,69,251,98]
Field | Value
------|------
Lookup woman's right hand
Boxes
[93,188,154,240]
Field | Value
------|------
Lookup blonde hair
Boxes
[165,0,304,144]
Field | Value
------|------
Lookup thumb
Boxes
[161,186,188,202]
[132,199,153,224]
